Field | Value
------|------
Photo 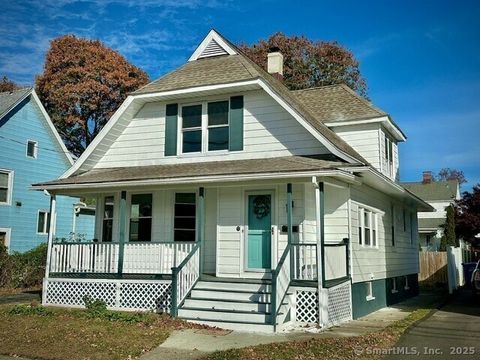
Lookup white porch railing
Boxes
[49,242,194,274]
[292,243,317,281]
[271,244,291,329]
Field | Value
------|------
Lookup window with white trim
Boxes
[384,133,394,177]
[26,140,38,158]
[174,193,196,242]
[366,281,375,301]
[359,207,378,247]
[180,100,230,154]
[0,170,13,205]
[129,194,152,242]
[37,211,50,234]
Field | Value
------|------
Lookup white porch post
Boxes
[44,193,56,279]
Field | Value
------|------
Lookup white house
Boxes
[33,30,431,332]
[402,172,460,251]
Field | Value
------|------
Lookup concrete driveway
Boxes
[387,289,480,359]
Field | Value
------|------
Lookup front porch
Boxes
[42,179,352,331]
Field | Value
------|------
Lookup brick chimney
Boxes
[267,47,283,81]
[422,171,433,184]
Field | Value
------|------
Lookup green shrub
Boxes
[9,304,54,316]
[82,295,150,323]
[0,243,47,288]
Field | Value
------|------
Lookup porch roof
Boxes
[33,155,358,189]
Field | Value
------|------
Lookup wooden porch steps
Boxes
[178,279,289,333]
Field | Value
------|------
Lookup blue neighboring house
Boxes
[0,88,94,253]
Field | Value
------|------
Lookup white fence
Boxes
[447,246,465,293]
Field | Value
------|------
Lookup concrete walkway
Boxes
[142,291,443,360]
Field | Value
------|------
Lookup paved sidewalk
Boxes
[141,291,443,360]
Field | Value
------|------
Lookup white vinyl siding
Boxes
[331,123,382,170]
[94,89,328,168]
[350,184,419,283]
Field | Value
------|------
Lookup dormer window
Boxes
[26,140,38,158]
[180,100,230,154]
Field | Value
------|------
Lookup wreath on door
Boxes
[253,195,270,219]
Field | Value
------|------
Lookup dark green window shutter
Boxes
[229,96,244,151]
[165,103,178,156]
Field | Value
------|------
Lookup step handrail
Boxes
[271,243,291,330]
[170,242,200,317]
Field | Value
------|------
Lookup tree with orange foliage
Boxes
[0,76,20,93]
[239,32,367,98]
[36,35,149,156]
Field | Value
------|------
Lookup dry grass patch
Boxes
[0,304,206,360]
[204,308,432,360]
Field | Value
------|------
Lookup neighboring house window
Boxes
[174,193,196,242]
[181,104,202,153]
[180,100,230,154]
[0,170,13,205]
[207,101,229,151]
[102,196,114,242]
[129,194,152,241]
[366,281,375,301]
[359,207,378,247]
[37,211,50,234]
[26,140,38,158]
[0,228,11,248]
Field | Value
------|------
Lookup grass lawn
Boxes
[0,303,205,360]
[204,308,432,360]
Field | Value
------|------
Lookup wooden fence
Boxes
[419,252,448,285]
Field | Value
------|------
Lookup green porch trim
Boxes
[287,183,293,275]
[117,191,127,275]
[319,181,326,286]
[198,187,205,274]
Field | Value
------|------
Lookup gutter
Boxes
[31,169,357,191]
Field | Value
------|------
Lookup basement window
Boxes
[404,276,410,290]
[366,281,375,301]
[391,278,398,294]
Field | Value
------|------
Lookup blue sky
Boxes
[1,0,479,190]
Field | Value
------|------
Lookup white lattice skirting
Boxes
[295,289,319,324]
[327,280,352,325]
[43,278,171,312]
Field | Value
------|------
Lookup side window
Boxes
[174,193,196,242]
[0,170,13,205]
[37,211,50,234]
[129,194,152,242]
[102,196,114,242]
[26,140,38,158]
[358,206,378,248]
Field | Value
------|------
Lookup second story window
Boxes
[26,140,38,158]
[180,100,230,154]
[208,101,229,151]
[181,105,202,153]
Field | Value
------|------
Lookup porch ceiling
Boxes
[32,155,359,190]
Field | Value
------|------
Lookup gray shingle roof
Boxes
[34,155,354,187]
[291,84,386,123]
[0,88,31,120]
[132,34,368,164]
[418,218,445,230]
[402,180,459,201]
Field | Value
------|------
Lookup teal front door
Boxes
[247,194,272,269]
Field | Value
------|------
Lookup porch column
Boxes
[198,187,205,275]
[287,183,294,273]
[117,191,127,275]
[317,180,329,326]
[44,194,56,279]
